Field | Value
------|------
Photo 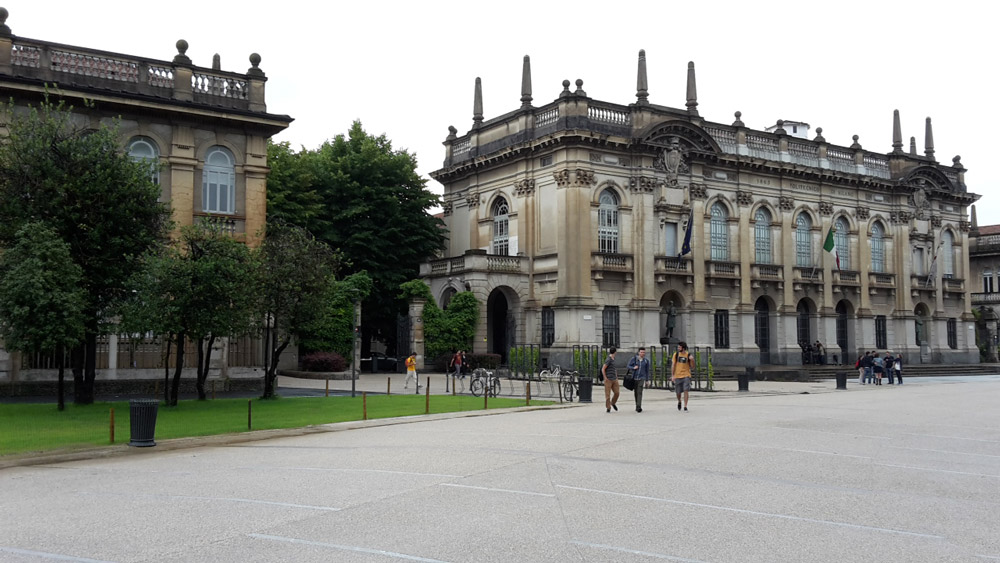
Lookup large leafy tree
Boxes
[267,122,445,355]
[0,99,172,404]
[399,280,479,359]
[0,223,87,410]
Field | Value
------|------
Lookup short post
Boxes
[484,390,488,410]
[387,377,391,396]
[445,371,450,393]
[248,399,252,430]
[363,392,368,420]
[154,379,160,397]
[452,376,456,396]
[325,378,329,397]
[109,407,115,444]
[425,376,430,414]
[526,380,531,406]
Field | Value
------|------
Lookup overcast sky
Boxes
[7,0,997,223]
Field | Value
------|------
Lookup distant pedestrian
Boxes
[894,353,903,384]
[602,347,620,413]
[872,352,884,385]
[672,341,693,412]
[404,353,421,391]
[627,347,651,413]
[450,350,464,379]
[460,351,468,375]
[884,353,895,385]
[856,354,865,385]
[862,351,874,384]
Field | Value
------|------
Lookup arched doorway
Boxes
[835,300,854,363]
[754,297,771,364]
[487,288,515,362]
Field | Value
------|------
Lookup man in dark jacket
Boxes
[627,347,651,413]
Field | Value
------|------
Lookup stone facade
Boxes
[421,54,979,368]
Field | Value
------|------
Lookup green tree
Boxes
[257,221,342,398]
[299,271,373,357]
[399,280,479,359]
[0,98,172,404]
[266,122,445,354]
[0,223,87,410]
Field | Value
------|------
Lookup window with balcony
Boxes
[835,217,850,270]
[602,306,620,348]
[598,190,619,254]
[203,146,235,214]
[714,310,729,348]
[710,202,729,261]
[541,307,555,347]
[755,208,772,264]
[795,213,812,267]
[491,197,509,256]
[870,222,885,273]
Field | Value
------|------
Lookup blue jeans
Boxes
[864,367,873,384]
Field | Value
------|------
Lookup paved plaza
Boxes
[2,376,999,562]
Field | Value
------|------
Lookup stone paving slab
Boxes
[1,376,999,562]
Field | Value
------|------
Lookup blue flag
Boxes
[679,206,693,257]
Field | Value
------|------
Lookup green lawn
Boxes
[0,394,551,457]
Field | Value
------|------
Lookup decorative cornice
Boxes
[574,169,596,186]
[514,179,535,196]
[818,201,833,216]
[736,190,753,207]
[778,196,794,211]
[628,176,657,193]
[855,206,870,220]
[553,169,570,187]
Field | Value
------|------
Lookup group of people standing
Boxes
[855,351,903,385]
[600,342,693,414]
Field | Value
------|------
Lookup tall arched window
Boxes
[870,222,885,273]
[755,208,773,264]
[941,230,955,278]
[835,217,850,270]
[795,213,812,267]
[491,197,509,256]
[203,147,236,214]
[598,189,619,254]
[710,202,729,261]
[128,136,160,185]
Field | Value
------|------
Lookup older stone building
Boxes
[0,8,291,382]
[422,51,978,368]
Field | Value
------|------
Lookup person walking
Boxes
[602,347,620,413]
[672,341,693,412]
[894,353,903,384]
[627,347,651,413]
[404,353,421,391]
[450,350,464,379]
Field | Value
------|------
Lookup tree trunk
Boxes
[71,344,84,405]
[163,335,172,404]
[170,331,185,406]
[262,332,289,399]
[79,331,97,405]
[195,335,215,400]
[57,344,65,412]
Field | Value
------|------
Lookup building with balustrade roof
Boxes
[422,50,979,368]
[0,7,291,381]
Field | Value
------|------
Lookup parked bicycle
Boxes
[540,365,578,402]
[470,367,502,397]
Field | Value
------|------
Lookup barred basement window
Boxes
[541,307,555,348]
[714,310,730,349]
[947,318,957,350]
[875,315,887,349]
[602,306,620,348]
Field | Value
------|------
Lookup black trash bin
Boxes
[577,376,594,403]
[129,399,159,447]
[739,368,752,392]
[835,371,848,390]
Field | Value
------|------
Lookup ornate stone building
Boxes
[422,51,978,368]
[0,8,291,380]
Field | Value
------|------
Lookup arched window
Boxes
[835,217,850,270]
[491,197,509,256]
[754,208,772,264]
[941,230,955,278]
[710,202,729,261]
[870,222,885,273]
[795,213,812,267]
[128,136,160,185]
[203,147,235,214]
[598,189,619,254]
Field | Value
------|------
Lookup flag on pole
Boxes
[679,205,694,258]
[823,225,840,270]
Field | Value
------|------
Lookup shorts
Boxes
[674,377,691,392]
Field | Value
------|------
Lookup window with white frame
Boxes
[942,230,954,278]
[755,208,773,264]
[598,189,619,254]
[795,212,812,267]
[491,197,509,255]
[710,202,729,261]
[664,221,678,256]
[128,136,160,185]
[203,147,236,214]
[835,217,850,270]
[870,222,885,273]
[984,269,994,293]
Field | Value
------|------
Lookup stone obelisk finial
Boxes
[473,77,483,128]
[924,117,935,159]
[685,61,698,116]
[910,136,917,155]
[520,55,532,109]
[892,109,903,153]
[636,49,649,105]
[971,204,979,230]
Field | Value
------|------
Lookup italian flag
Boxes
[823,225,840,270]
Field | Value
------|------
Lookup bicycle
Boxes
[539,365,575,402]
[470,367,502,397]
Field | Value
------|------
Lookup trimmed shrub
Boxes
[301,351,347,372]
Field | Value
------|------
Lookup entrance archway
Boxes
[754,297,771,364]
[487,288,515,362]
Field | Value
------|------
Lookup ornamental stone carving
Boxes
[930,215,942,228]
[689,183,708,200]
[553,169,570,187]
[629,176,657,193]
[653,136,690,184]
[514,179,535,196]
[466,194,480,208]
[778,196,794,211]
[818,201,833,216]
[618,157,631,167]
[442,202,453,216]
[959,220,971,232]
[897,210,913,223]
[574,169,596,186]
[855,206,870,220]
[589,152,602,163]
[736,190,754,207]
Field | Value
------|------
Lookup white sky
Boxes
[7,0,998,222]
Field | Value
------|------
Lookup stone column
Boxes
[409,298,426,370]
[169,126,197,233]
